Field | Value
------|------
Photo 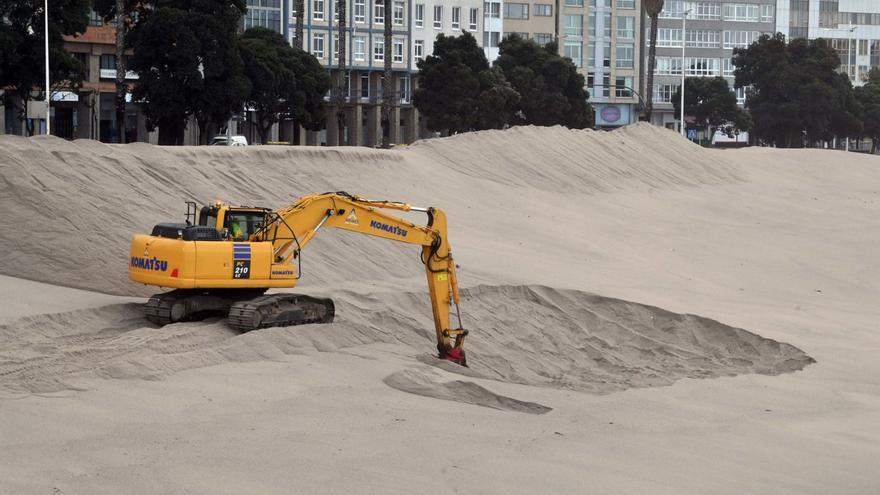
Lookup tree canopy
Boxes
[413,33,518,134]
[733,34,860,147]
[0,0,90,133]
[672,77,749,137]
[494,35,593,129]
[240,27,329,145]
[855,68,880,153]
[127,0,248,144]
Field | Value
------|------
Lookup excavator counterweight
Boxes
[128,192,468,366]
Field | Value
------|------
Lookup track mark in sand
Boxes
[383,369,552,414]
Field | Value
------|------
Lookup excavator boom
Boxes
[128,192,468,366]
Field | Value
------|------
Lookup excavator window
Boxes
[198,206,219,229]
[224,211,266,241]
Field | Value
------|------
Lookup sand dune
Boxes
[1,124,878,494]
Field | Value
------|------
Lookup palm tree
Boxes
[335,0,347,145]
[295,0,305,49]
[381,0,393,148]
[643,0,664,122]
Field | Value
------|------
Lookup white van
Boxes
[210,135,249,146]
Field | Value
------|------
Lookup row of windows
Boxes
[821,11,880,28]
[502,3,553,20]
[586,74,635,98]
[313,33,422,63]
[586,13,636,39]
[653,83,747,104]
[661,2,774,23]
[586,0,636,9]
[656,29,766,49]
[294,0,481,31]
[655,56,735,76]
[339,73,411,102]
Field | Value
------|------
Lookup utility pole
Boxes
[44,0,50,135]
[846,24,856,152]
[680,9,690,137]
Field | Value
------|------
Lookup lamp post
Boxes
[846,24,856,152]
[680,9,690,137]
[44,0,50,135]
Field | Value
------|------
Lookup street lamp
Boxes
[44,0,50,135]
[680,9,691,138]
[846,24,856,151]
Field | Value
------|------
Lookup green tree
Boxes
[0,0,90,135]
[240,27,329,145]
[643,0,664,121]
[855,68,880,153]
[494,35,593,128]
[734,34,861,147]
[671,77,748,138]
[127,1,248,145]
[413,33,519,134]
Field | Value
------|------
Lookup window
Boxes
[761,4,774,23]
[615,76,633,97]
[89,10,103,26]
[617,16,634,39]
[602,74,610,98]
[394,1,404,25]
[484,2,500,18]
[564,42,583,67]
[469,8,479,30]
[565,0,583,6]
[374,2,384,23]
[587,41,595,67]
[503,3,529,19]
[333,1,339,22]
[533,33,553,46]
[603,12,611,38]
[657,28,683,48]
[694,2,721,21]
[616,43,634,69]
[686,57,720,76]
[723,3,759,22]
[360,74,370,98]
[433,5,443,28]
[313,0,324,20]
[333,33,339,59]
[355,0,366,23]
[589,0,612,7]
[653,83,677,103]
[399,75,411,103]
[483,31,501,47]
[565,15,583,37]
[662,1,722,21]
[452,6,461,29]
[535,4,552,16]
[374,40,384,61]
[723,30,760,49]
[393,38,404,62]
[602,42,611,67]
[503,32,529,40]
[245,0,283,32]
[616,0,635,8]
[588,12,595,37]
[415,4,424,27]
[735,86,747,104]
[312,33,325,59]
[655,57,683,75]
[354,36,366,61]
[723,57,734,77]
[291,3,297,19]
[687,29,720,48]
[414,40,424,61]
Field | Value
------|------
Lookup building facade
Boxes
[776,0,880,85]
[502,0,642,128]
[647,0,777,131]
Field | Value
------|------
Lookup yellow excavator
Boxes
[128,192,468,366]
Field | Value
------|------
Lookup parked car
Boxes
[210,135,249,146]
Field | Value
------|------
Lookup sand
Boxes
[1,124,878,494]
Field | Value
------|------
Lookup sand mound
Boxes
[0,124,743,296]
[383,368,552,414]
[0,285,812,394]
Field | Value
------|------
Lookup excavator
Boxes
[127,192,468,366]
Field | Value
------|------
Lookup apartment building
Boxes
[647,0,777,131]
[502,0,642,128]
[777,0,880,85]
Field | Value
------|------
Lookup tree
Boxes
[0,0,90,135]
[413,33,518,134]
[381,0,393,147]
[127,1,248,145]
[494,35,593,128]
[734,34,861,148]
[643,0,664,121]
[855,68,880,153]
[671,77,747,138]
[240,27,329,145]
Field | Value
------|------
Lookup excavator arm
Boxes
[255,192,469,365]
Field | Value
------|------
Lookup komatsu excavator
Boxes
[128,192,468,366]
